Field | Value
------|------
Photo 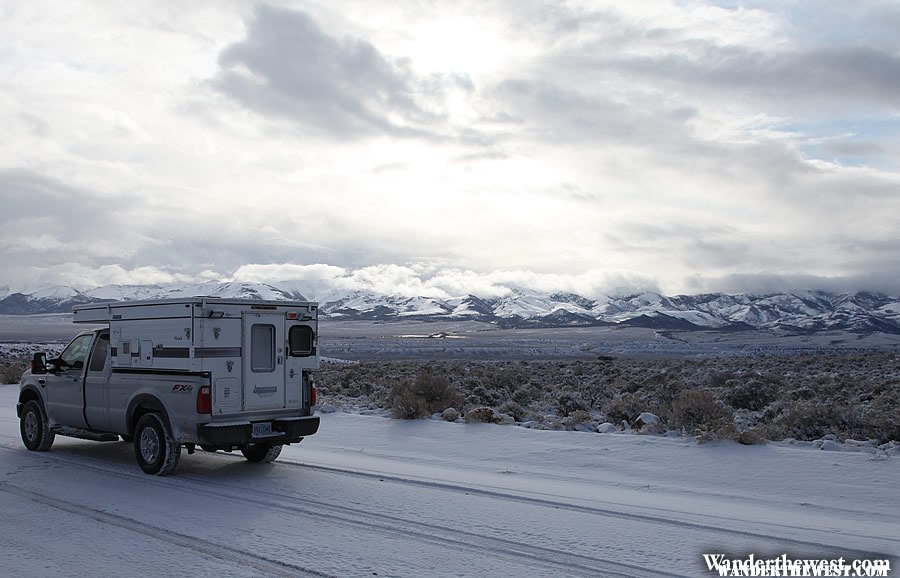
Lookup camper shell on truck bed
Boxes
[17,297,320,475]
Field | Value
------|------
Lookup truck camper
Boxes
[17,297,320,475]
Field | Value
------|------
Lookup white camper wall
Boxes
[109,302,195,371]
[195,314,243,414]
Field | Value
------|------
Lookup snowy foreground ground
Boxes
[0,386,897,577]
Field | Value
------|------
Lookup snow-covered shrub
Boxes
[709,371,736,388]
[464,406,496,423]
[769,394,900,444]
[469,385,503,407]
[864,391,900,443]
[390,369,463,420]
[2,363,23,384]
[310,353,899,441]
[642,374,685,406]
[723,377,778,411]
[603,393,645,425]
[785,386,816,401]
[495,413,516,425]
[766,401,855,441]
[634,412,664,433]
[669,390,731,434]
[562,410,592,430]
[441,407,460,422]
[512,385,542,405]
[497,400,527,422]
[487,365,527,392]
[736,429,767,445]
[556,392,588,417]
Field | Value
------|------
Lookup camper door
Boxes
[241,312,286,411]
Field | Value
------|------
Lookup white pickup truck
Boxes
[17,297,320,475]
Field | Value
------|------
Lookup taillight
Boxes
[310,375,317,407]
[196,385,211,414]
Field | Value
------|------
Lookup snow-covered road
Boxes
[0,385,896,577]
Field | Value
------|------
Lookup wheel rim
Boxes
[23,411,38,442]
[139,426,160,464]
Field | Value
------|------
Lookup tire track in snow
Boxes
[3,438,896,564]
[0,442,675,578]
[2,436,895,568]
[0,482,333,578]
[177,472,677,578]
[267,455,900,554]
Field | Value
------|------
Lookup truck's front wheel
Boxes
[133,413,181,476]
[241,444,282,463]
[20,400,54,451]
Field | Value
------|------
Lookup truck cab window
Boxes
[59,334,94,369]
[88,333,110,372]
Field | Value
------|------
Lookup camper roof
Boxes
[72,297,317,324]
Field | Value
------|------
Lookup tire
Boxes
[20,400,55,451]
[133,413,180,476]
[240,444,282,463]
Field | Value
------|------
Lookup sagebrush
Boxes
[390,368,463,419]
[314,353,900,442]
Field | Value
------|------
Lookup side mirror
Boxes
[31,352,48,375]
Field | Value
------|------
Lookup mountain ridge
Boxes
[1,282,899,334]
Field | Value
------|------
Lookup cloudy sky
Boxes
[2,1,899,298]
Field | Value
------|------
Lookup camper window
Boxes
[288,325,314,357]
[250,324,276,372]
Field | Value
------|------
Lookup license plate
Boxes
[252,422,273,437]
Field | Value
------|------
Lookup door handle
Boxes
[38,378,46,387]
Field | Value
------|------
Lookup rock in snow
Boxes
[636,412,660,425]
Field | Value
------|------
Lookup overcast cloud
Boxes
[1,0,899,297]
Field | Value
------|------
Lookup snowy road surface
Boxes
[0,385,896,577]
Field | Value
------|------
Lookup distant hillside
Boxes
[1,283,899,334]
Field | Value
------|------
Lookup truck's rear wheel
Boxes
[241,444,282,463]
[20,400,55,451]
[134,413,180,475]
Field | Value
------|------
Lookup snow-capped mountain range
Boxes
[2,281,900,334]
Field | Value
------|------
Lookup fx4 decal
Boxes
[172,384,194,393]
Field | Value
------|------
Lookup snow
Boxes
[0,385,896,576]
[164,281,303,301]
[84,284,164,301]
[27,286,80,300]
[394,296,450,317]
[490,290,595,319]
[447,299,481,316]
[636,412,659,424]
